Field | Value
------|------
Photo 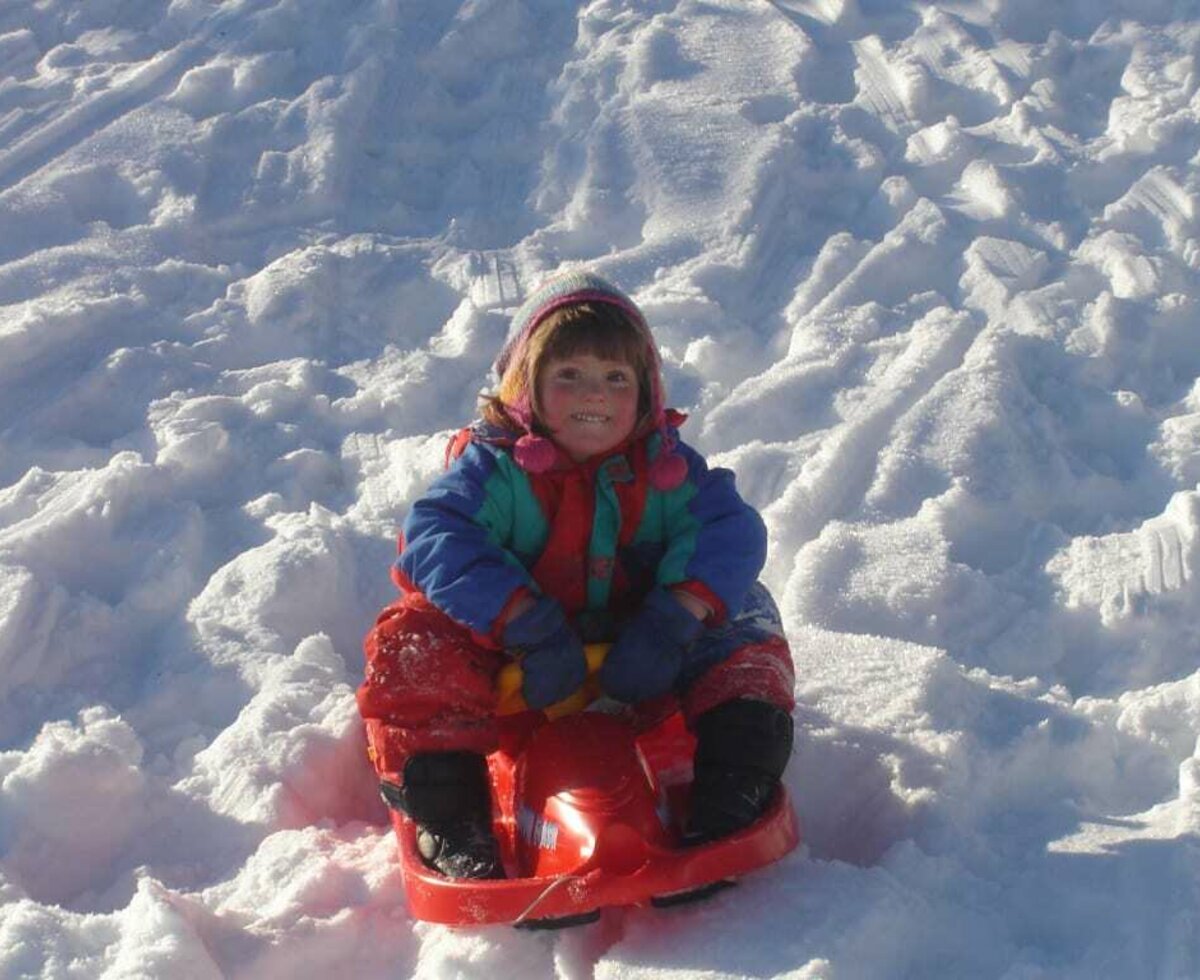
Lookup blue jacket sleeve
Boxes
[657,437,768,618]
[397,442,535,635]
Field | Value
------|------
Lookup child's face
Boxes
[538,353,640,462]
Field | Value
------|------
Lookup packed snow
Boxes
[3,0,1200,976]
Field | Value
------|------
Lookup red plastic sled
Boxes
[390,646,800,927]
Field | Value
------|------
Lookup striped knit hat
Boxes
[494,270,687,490]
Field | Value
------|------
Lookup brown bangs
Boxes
[531,304,652,422]
[481,301,654,433]
[535,303,647,367]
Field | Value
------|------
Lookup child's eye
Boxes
[607,371,631,385]
[554,367,580,381]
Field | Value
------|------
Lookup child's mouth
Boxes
[571,413,610,424]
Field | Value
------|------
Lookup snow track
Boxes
[5,1,1200,977]
[1049,489,1199,624]
[0,4,248,194]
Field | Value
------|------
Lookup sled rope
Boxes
[511,873,585,926]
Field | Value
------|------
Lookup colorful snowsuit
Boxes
[357,422,795,781]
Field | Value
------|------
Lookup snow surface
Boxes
[3,0,1200,976]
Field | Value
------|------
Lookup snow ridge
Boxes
[4,0,1200,976]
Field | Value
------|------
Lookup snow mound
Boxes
[5,0,1200,976]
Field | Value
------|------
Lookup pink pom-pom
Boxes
[514,434,558,473]
[648,450,688,490]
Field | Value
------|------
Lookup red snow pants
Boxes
[356,588,795,781]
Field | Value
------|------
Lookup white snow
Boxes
[3,0,1200,976]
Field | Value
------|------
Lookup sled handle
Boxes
[496,643,609,719]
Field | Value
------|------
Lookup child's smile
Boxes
[539,353,640,462]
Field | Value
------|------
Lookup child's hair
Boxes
[481,270,687,487]
[482,302,653,434]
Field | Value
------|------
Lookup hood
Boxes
[494,270,686,490]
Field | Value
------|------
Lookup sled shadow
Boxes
[788,703,928,867]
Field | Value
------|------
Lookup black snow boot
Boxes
[380,751,503,880]
[685,699,794,845]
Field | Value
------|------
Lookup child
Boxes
[357,271,795,879]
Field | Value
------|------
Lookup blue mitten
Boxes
[600,589,705,703]
[502,596,587,710]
